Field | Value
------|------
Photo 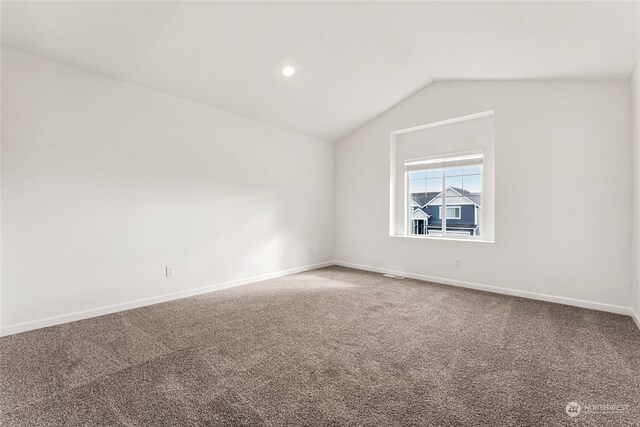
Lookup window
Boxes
[389,111,494,242]
[406,153,483,238]
[439,206,461,219]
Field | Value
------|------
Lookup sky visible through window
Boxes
[409,166,482,195]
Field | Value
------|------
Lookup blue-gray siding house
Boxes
[410,187,481,236]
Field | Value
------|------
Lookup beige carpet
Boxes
[0,266,638,426]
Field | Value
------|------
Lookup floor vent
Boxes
[383,273,405,280]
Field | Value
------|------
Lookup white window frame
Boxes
[439,206,461,220]
[404,150,483,240]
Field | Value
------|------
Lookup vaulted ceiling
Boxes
[2,1,639,142]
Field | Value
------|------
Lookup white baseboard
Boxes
[0,261,334,337]
[4,260,637,336]
[334,260,635,318]
[632,310,640,331]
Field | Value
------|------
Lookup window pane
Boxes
[409,179,426,194]
[444,207,460,219]
[445,171,482,238]
[405,156,483,239]
[445,175,462,190]
[426,177,442,193]
[409,170,426,180]
[462,174,481,193]
[425,169,442,179]
[463,166,482,175]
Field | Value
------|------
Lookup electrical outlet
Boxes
[165,265,175,277]
[453,258,461,268]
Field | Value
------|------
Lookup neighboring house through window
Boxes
[407,153,483,238]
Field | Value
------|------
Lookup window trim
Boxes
[404,150,484,241]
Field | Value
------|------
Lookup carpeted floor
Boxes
[0,266,638,426]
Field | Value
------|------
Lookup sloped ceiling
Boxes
[2,1,639,142]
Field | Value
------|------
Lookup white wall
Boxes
[1,45,636,335]
[1,47,335,333]
[632,62,640,322]
[335,80,633,311]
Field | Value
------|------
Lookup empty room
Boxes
[1,1,639,426]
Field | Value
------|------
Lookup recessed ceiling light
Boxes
[282,66,295,77]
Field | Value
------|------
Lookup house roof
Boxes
[411,187,480,208]
[411,192,440,208]
[411,208,430,220]
[448,187,481,206]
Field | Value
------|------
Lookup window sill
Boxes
[390,234,494,243]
